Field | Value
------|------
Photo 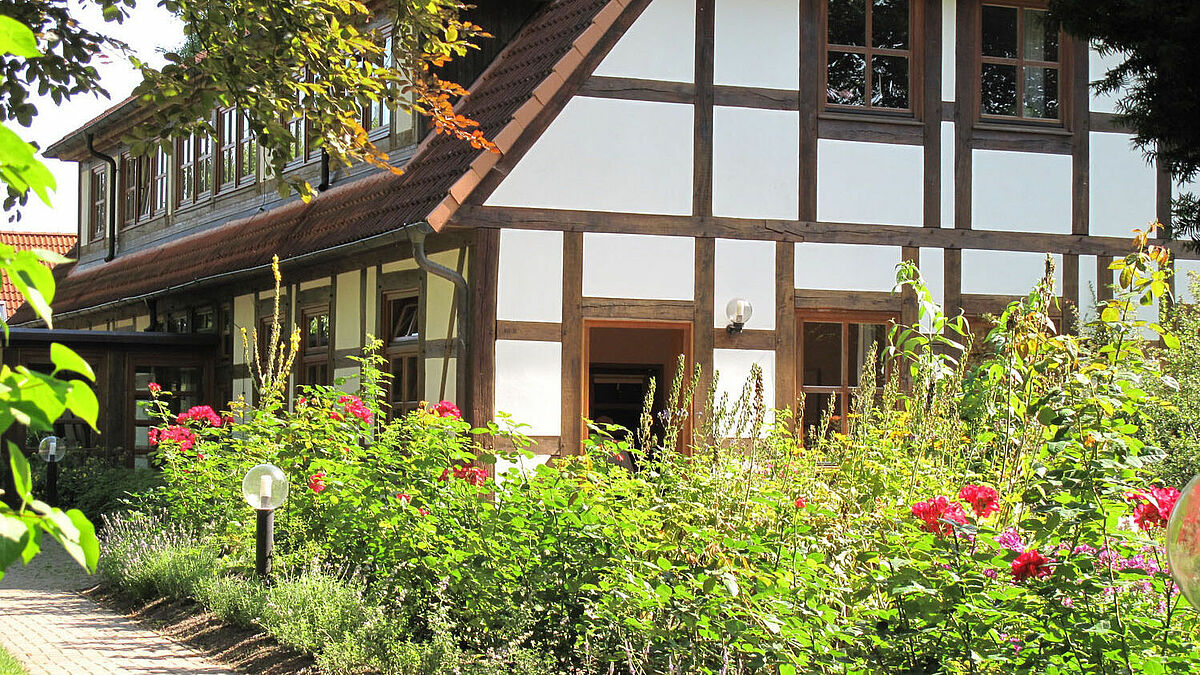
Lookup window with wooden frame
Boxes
[88,165,107,242]
[383,293,420,416]
[299,307,331,387]
[119,153,139,228]
[797,313,894,437]
[825,0,916,112]
[217,108,238,189]
[238,113,258,183]
[133,364,204,455]
[979,1,1062,122]
[364,32,395,136]
[177,131,215,207]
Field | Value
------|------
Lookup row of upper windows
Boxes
[825,0,1064,122]
[86,55,413,243]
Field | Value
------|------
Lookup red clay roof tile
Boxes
[0,232,78,320]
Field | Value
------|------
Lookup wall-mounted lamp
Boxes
[242,463,289,579]
[725,298,753,334]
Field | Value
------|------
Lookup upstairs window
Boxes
[825,0,914,112]
[980,2,1061,122]
[148,145,169,218]
[119,153,138,228]
[177,131,215,206]
[88,166,107,242]
[238,113,257,183]
[218,109,258,190]
[364,32,394,135]
[299,307,331,387]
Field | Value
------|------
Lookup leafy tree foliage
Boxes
[1049,1,1200,240]
[1,0,488,205]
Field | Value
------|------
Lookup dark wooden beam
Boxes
[775,242,797,413]
[714,327,775,350]
[561,232,583,454]
[799,0,820,222]
[497,320,560,342]
[694,0,715,220]
[581,297,694,322]
[794,288,900,312]
[945,247,963,322]
[953,0,975,232]
[923,0,943,230]
[468,228,499,431]
[694,237,715,418]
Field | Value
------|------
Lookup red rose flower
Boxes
[1128,486,1181,530]
[148,382,161,394]
[151,425,196,452]
[337,395,373,424]
[177,405,223,427]
[396,493,412,506]
[794,497,807,509]
[1011,549,1053,581]
[432,400,461,419]
[910,496,969,536]
[308,472,327,493]
[958,484,1000,518]
[417,507,431,517]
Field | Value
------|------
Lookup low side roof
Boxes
[0,232,77,317]
[16,0,631,324]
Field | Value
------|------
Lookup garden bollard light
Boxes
[241,464,289,579]
[38,436,65,507]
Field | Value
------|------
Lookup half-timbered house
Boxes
[16,0,1200,467]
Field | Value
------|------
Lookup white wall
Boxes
[1090,133,1157,237]
[583,233,695,300]
[486,97,694,215]
[233,294,255,365]
[942,0,957,102]
[497,229,564,323]
[795,242,902,292]
[714,238,775,330]
[941,121,955,227]
[712,348,775,432]
[972,150,1071,234]
[962,250,1062,296]
[334,271,360,351]
[817,140,924,226]
[1079,254,1099,323]
[714,0,798,90]
[494,340,562,436]
[713,107,800,219]
[919,247,946,315]
[1089,47,1124,114]
[593,0,695,83]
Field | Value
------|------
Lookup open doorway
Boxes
[584,321,691,460]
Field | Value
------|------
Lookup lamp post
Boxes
[38,436,65,506]
[241,463,289,579]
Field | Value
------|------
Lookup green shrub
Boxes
[194,574,266,629]
[30,454,161,517]
[98,511,215,600]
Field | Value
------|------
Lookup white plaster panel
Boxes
[713,107,800,219]
[365,267,378,342]
[1177,260,1200,304]
[962,250,1062,296]
[494,340,562,436]
[816,140,924,226]
[941,122,955,228]
[425,357,458,404]
[381,259,417,274]
[335,271,360,350]
[583,233,695,300]
[594,0,695,83]
[1079,254,1098,323]
[795,243,902,292]
[134,315,149,332]
[497,229,564,323]
[920,248,946,317]
[425,249,460,341]
[713,349,775,431]
[942,0,956,102]
[1090,132,1157,237]
[714,239,775,330]
[334,367,360,392]
[714,0,798,90]
[1089,48,1124,114]
[299,279,329,291]
[972,149,1071,234]
[486,98,694,215]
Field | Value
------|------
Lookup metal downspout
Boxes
[404,222,471,417]
[85,133,118,262]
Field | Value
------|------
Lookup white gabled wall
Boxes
[714,239,775,330]
[962,251,1062,296]
[583,233,695,300]
[712,348,775,433]
[713,0,798,90]
[498,229,564,323]
[494,340,562,436]
[593,0,695,83]
[713,107,800,220]
[817,140,924,226]
[485,97,694,215]
[972,150,1072,234]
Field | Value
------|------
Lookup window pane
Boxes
[871,55,909,108]
[981,63,1018,115]
[981,5,1018,59]
[1024,66,1060,119]
[802,392,843,439]
[827,51,866,105]
[803,322,843,386]
[872,0,909,50]
[848,323,888,387]
[828,0,866,46]
[1022,9,1058,62]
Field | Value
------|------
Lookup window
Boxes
[151,145,169,215]
[980,2,1061,121]
[364,32,394,134]
[299,307,331,387]
[217,109,258,189]
[165,311,190,334]
[88,166,107,242]
[383,294,420,416]
[119,153,139,228]
[134,365,203,454]
[238,113,257,182]
[177,131,214,207]
[195,132,213,197]
[797,315,893,437]
[825,0,914,111]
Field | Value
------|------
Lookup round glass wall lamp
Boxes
[725,298,754,334]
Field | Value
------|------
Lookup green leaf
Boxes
[1162,332,1180,349]
[780,666,797,675]
[8,442,31,505]
[0,16,40,59]
[0,124,56,207]
[65,382,98,430]
[51,344,95,382]
[65,509,98,573]
[0,515,31,577]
